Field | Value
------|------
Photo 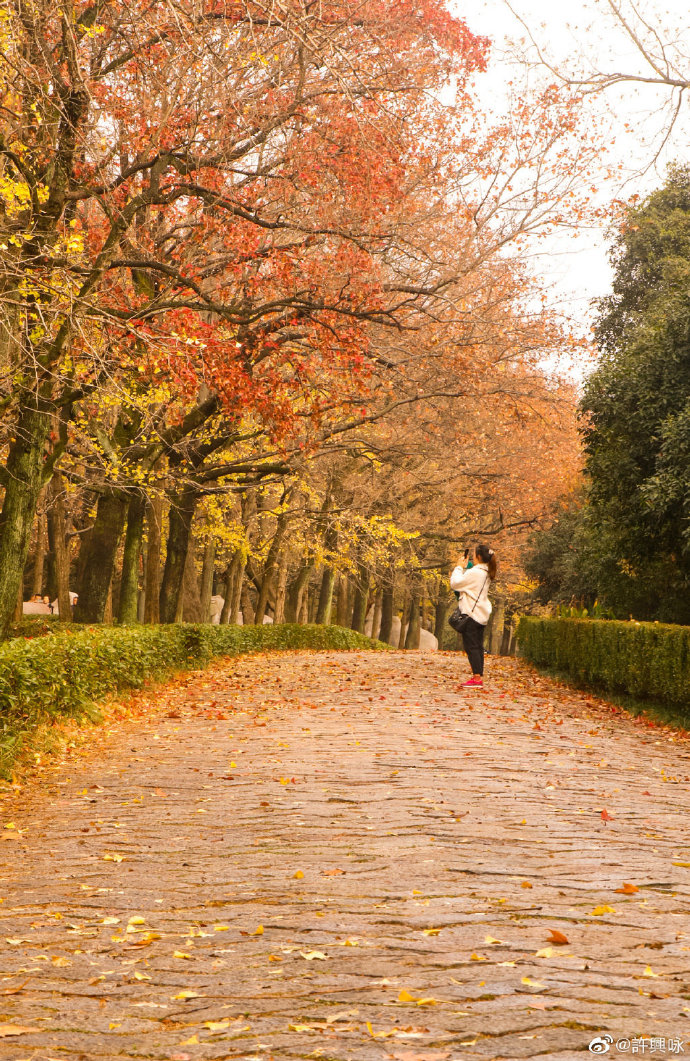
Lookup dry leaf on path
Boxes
[546,929,569,945]
[0,1024,39,1037]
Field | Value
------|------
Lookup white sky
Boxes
[454,0,690,336]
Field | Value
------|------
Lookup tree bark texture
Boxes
[285,562,312,623]
[144,493,163,624]
[199,538,215,622]
[397,591,409,648]
[47,473,71,620]
[74,488,128,623]
[274,551,289,623]
[405,588,421,649]
[255,511,290,623]
[118,494,146,624]
[0,405,53,637]
[31,492,47,598]
[159,486,197,624]
[350,562,370,633]
[379,584,394,644]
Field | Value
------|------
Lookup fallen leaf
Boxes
[601,808,614,822]
[591,905,615,916]
[521,976,546,989]
[546,929,569,945]
[0,1025,39,1037]
[521,881,532,889]
[422,928,441,936]
[180,1034,199,1045]
[293,870,304,879]
[103,853,125,863]
[484,935,504,945]
[173,951,191,959]
[251,924,264,935]
[643,966,660,978]
[616,882,639,894]
[398,989,416,1002]
[300,950,327,960]
[171,990,202,1000]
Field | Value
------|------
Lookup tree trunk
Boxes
[0,405,53,637]
[350,562,370,633]
[14,582,23,622]
[159,486,197,624]
[144,492,163,624]
[371,586,382,639]
[397,590,409,648]
[199,538,215,622]
[405,588,421,649]
[220,551,244,624]
[240,577,255,624]
[274,551,289,623]
[74,488,128,623]
[285,562,313,623]
[179,541,204,622]
[335,575,349,627]
[118,494,146,624]
[489,594,505,655]
[31,492,47,598]
[379,583,394,644]
[315,564,337,625]
[47,473,72,621]
[255,512,290,623]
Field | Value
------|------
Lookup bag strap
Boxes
[467,572,490,614]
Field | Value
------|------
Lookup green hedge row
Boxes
[517,617,690,712]
[0,623,388,775]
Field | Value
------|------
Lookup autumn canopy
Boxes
[0,0,590,637]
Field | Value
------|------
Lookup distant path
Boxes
[0,651,688,1061]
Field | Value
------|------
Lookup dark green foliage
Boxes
[578,164,690,621]
[523,495,599,607]
[0,624,389,776]
[518,617,690,713]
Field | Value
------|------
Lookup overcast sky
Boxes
[454,0,690,335]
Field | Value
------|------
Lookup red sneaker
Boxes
[462,676,483,688]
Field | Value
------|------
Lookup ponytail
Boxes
[476,543,497,580]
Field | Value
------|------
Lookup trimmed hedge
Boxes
[0,623,388,775]
[517,617,690,712]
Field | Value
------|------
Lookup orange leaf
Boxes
[615,881,639,894]
[546,929,569,945]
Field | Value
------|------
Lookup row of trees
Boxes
[1,0,593,638]
[526,165,690,623]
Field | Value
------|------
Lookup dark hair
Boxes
[475,543,497,580]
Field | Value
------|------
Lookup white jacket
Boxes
[449,563,492,625]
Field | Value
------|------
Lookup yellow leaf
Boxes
[100,916,120,925]
[180,1034,199,1045]
[423,927,441,936]
[133,971,150,981]
[591,905,615,916]
[230,761,237,767]
[293,870,304,879]
[470,953,487,961]
[103,853,124,863]
[521,977,546,989]
[288,1023,314,1032]
[204,1020,231,1031]
[497,961,516,967]
[535,947,555,958]
[300,950,327,960]
[0,1024,40,1037]
[128,916,146,926]
[3,823,15,830]
[251,925,264,935]
[51,956,71,967]
[672,861,690,867]
[643,966,660,978]
[213,924,230,931]
[173,951,192,959]
[416,997,438,1006]
[108,1022,121,1030]
[484,935,504,944]
[171,990,201,1000]
[398,989,416,1002]
[130,932,160,946]
[521,881,532,889]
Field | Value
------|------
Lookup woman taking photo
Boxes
[450,544,497,687]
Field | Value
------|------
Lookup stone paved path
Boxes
[1,651,690,1061]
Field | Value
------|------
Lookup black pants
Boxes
[461,616,486,676]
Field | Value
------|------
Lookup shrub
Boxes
[517,617,690,713]
[0,623,388,776]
